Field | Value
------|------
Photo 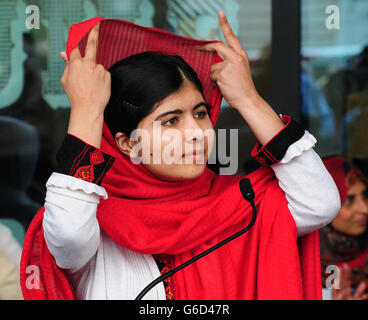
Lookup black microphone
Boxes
[239,178,255,202]
[135,178,257,300]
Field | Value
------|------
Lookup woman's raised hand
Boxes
[199,10,284,146]
[198,11,258,111]
[60,22,111,148]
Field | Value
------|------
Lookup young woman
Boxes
[20,12,340,300]
[320,156,368,300]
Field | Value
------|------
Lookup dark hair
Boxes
[104,51,206,138]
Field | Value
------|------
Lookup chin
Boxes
[180,165,206,180]
[348,226,367,236]
[154,163,207,181]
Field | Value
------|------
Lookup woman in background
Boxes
[321,156,368,300]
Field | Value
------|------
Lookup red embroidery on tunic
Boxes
[74,165,94,182]
[90,150,104,165]
[154,254,176,300]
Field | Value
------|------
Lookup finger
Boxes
[361,294,368,300]
[70,44,82,60]
[84,22,100,61]
[354,282,367,298]
[332,287,346,300]
[198,42,238,61]
[217,10,244,55]
[337,265,345,282]
[60,51,69,79]
[339,266,350,289]
[59,51,68,65]
[210,61,224,73]
[344,264,352,277]
[209,69,219,82]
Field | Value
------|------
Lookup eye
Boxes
[162,117,178,126]
[344,195,355,206]
[363,188,368,200]
[194,110,208,118]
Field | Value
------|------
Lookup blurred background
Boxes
[0,0,367,299]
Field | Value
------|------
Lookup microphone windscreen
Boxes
[239,178,255,201]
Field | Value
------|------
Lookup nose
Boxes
[185,128,204,144]
[357,197,368,215]
[184,117,205,144]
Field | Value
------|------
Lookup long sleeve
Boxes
[251,115,341,237]
[271,132,340,236]
[42,134,115,270]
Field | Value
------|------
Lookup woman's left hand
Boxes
[198,11,260,111]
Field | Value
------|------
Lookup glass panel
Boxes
[301,0,368,163]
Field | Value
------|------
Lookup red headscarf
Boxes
[20,17,322,300]
[323,156,367,205]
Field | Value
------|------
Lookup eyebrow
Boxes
[347,188,368,199]
[154,102,208,122]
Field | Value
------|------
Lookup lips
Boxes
[355,219,367,226]
[183,150,204,157]
[182,150,205,161]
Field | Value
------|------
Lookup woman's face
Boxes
[116,80,214,181]
[331,181,368,236]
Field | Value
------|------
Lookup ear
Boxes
[115,132,138,158]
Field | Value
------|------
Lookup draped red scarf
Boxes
[20,17,322,300]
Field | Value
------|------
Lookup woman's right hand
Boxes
[60,22,111,148]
